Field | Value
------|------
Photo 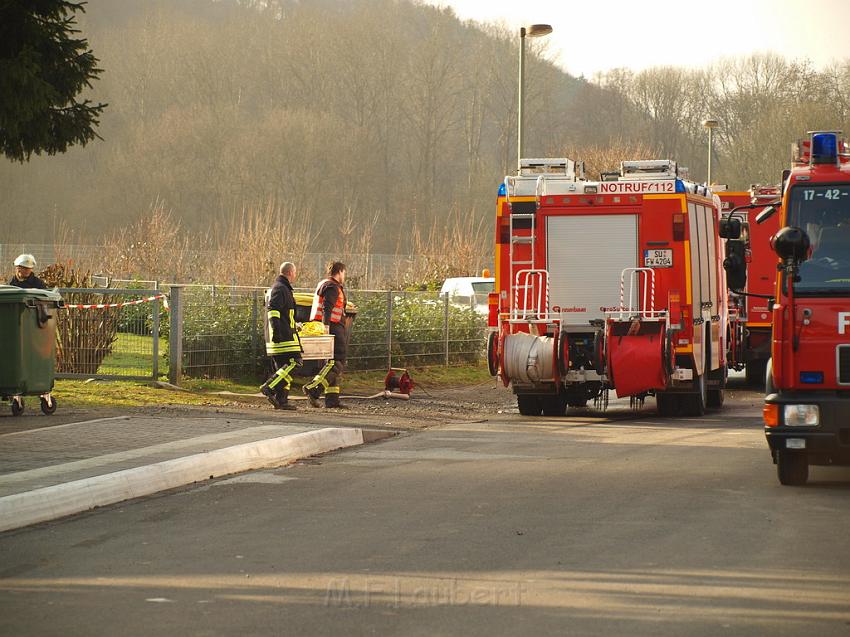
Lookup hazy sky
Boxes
[425,0,850,78]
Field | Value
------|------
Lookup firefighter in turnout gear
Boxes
[260,262,302,410]
[304,261,349,408]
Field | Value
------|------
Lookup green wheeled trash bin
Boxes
[0,285,63,416]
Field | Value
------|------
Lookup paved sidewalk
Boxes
[0,414,384,532]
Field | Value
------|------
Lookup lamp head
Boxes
[523,24,553,38]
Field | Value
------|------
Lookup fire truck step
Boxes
[511,237,533,244]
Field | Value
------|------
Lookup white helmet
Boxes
[14,254,36,269]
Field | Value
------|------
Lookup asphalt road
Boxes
[2,390,850,636]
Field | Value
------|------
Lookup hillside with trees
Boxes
[3,0,850,275]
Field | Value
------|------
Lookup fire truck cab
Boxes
[717,186,782,385]
[489,158,728,417]
[762,131,850,485]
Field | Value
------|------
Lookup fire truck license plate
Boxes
[644,249,672,268]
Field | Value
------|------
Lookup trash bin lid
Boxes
[0,285,63,304]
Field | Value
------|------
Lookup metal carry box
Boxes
[300,334,335,360]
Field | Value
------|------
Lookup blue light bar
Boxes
[811,133,838,164]
[675,180,686,193]
[498,183,506,196]
[800,371,824,384]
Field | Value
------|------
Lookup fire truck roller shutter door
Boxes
[688,203,706,377]
[704,204,722,371]
[696,205,712,313]
[546,214,638,325]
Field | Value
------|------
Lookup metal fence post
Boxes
[444,294,450,366]
[152,282,160,380]
[168,285,184,385]
[251,290,260,361]
[386,290,393,369]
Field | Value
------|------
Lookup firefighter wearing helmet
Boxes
[9,254,46,289]
[303,261,349,408]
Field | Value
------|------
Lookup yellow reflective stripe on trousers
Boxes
[267,310,281,318]
[305,360,334,391]
[268,361,297,390]
[325,386,340,394]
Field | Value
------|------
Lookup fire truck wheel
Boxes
[777,451,809,486]
[487,332,499,377]
[517,395,543,416]
[706,388,725,408]
[765,359,776,394]
[557,331,570,377]
[681,374,707,417]
[655,392,678,417]
[541,393,567,417]
[745,360,767,388]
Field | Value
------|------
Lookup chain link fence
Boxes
[26,282,487,383]
[168,285,488,382]
[54,288,165,381]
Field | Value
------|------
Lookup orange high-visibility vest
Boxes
[311,278,346,324]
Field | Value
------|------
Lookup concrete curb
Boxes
[0,427,366,533]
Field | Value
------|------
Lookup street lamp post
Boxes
[517,24,553,174]
[703,119,719,185]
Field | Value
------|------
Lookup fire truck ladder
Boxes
[504,177,548,324]
[607,268,667,323]
[511,269,550,323]
[504,176,536,274]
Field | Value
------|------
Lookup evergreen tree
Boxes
[0,0,106,162]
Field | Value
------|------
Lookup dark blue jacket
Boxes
[9,273,46,289]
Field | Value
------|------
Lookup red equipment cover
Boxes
[607,322,668,398]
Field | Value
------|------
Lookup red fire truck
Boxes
[488,158,728,417]
[717,186,782,385]
[760,131,850,485]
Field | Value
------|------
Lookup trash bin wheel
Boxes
[11,397,24,417]
[40,395,57,415]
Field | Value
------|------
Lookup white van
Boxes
[439,277,494,315]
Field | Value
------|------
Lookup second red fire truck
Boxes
[488,158,729,417]
[717,186,782,385]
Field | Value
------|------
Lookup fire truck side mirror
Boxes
[755,205,777,224]
[771,226,811,264]
[723,240,747,290]
[718,217,742,239]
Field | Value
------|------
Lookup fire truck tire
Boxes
[777,451,809,486]
[517,395,543,416]
[681,373,707,417]
[593,331,605,373]
[745,360,767,388]
[487,331,499,377]
[765,359,776,394]
[558,331,570,377]
[542,393,567,417]
[655,392,679,417]
[706,388,725,408]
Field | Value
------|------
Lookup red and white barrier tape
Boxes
[64,294,169,311]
